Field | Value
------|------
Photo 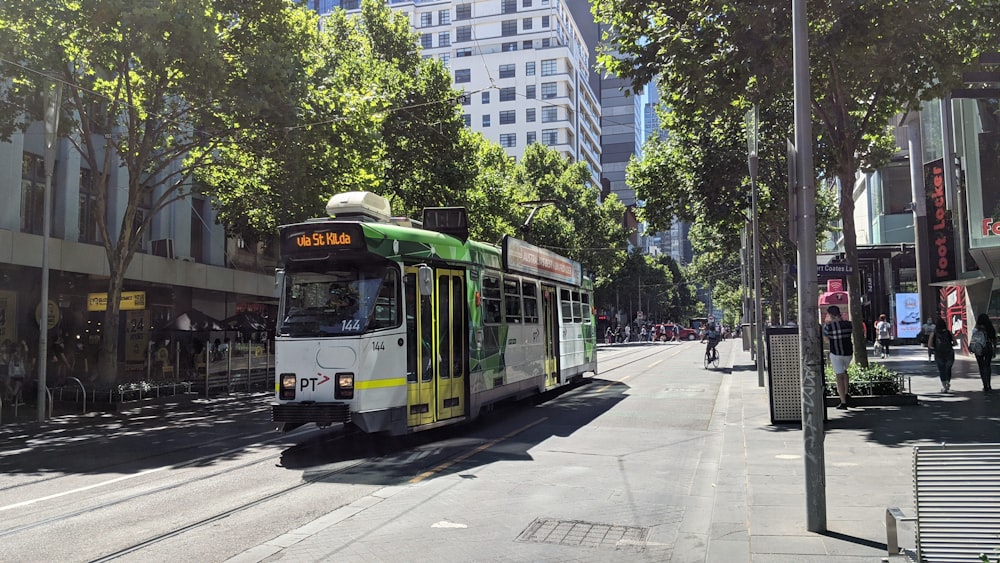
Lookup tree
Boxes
[513,143,629,283]
[0,0,321,382]
[203,0,473,241]
[595,0,997,365]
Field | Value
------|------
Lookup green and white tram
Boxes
[271,192,597,434]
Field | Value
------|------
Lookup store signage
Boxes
[87,291,147,312]
[817,264,853,275]
[35,300,60,329]
[981,218,1000,236]
[924,158,956,283]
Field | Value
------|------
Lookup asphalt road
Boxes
[0,339,721,562]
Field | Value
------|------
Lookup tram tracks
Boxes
[86,456,368,563]
[2,346,694,561]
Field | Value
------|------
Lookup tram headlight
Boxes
[279,373,296,400]
[335,372,354,399]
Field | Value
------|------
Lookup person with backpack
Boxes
[822,306,853,409]
[971,313,996,394]
[928,318,956,393]
[920,318,936,361]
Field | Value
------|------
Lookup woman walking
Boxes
[971,313,996,394]
[928,318,956,393]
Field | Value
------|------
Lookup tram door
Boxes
[404,268,466,427]
[541,284,559,388]
[434,269,466,420]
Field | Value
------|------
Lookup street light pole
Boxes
[746,105,765,388]
[793,0,827,532]
[39,78,63,422]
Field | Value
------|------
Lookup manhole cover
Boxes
[516,518,649,552]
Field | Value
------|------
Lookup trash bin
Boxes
[766,325,801,424]
[742,323,751,351]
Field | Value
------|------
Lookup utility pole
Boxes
[906,113,935,323]
[746,105,765,388]
[793,0,827,532]
[38,78,62,423]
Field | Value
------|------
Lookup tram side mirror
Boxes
[417,265,434,297]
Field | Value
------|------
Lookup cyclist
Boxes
[702,318,721,362]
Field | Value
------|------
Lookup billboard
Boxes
[894,293,921,338]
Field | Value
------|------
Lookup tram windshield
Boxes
[279,265,399,337]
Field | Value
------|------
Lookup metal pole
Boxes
[751,169,765,387]
[906,113,935,326]
[38,80,62,423]
[793,0,827,532]
[747,104,765,388]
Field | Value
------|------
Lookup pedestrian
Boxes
[971,313,996,394]
[639,325,647,342]
[921,318,936,361]
[822,305,853,410]
[928,318,956,393]
[7,341,27,404]
[623,324,631,343]
[605,326,614,345]
[875,314,892,358]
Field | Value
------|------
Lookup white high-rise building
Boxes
[316,0,602,184]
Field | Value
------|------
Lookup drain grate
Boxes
[516,518,649,552]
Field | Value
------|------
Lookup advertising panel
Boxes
[894,293,921,338]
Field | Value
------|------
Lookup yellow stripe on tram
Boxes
[355,377,408,390]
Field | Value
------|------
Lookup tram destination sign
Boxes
[281,222,365,257]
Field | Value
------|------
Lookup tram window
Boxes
[482,275,503,324]
[504,278,522,323]
[572,291,582,323]
[370,269,399,329]
[560,288,572,322]
[582,292,592,323]
[438,277,451,379]
[522,281,538,324]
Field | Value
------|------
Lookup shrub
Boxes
[824,362,904,395]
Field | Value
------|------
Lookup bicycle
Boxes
[704,344,719,369]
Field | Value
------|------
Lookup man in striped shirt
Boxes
[822,305,854,410]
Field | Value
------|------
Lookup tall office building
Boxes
[316,0,602,184]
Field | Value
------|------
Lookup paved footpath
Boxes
[224,342,998,562]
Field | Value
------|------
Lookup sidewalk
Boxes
[714,342,998,561]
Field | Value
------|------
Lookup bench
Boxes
[886,443,1000,561]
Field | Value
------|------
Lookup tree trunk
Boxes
[839,169,870,368]
[97,247,129,384]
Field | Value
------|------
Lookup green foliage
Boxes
[509,143,629,283]
[594,250,698,323]
[596,0,996,356]
[824,362,904,395]
[202,0,471,242]
[0,0,323,382]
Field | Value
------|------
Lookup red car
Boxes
[655,324,699,341]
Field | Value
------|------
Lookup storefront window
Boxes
[921,100,944,164]
[958,97,1000,248]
